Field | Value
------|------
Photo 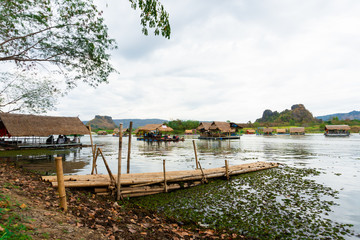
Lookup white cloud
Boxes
[52,0,360,122]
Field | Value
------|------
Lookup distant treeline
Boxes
[167,120,199,134]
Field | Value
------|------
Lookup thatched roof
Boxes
[185,130,193,134]
[276,128,287,133]
[290,127,305,133]
[263,128,274,133]
[209,122,235,132]
[0,113,89,137]
[197,122,211,131]
[137,124,173,132]
[325,125,350,130]
[246,129,256,133]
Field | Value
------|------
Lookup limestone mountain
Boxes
[256,104,319,124]
[86,115,117,130]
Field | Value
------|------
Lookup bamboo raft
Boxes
[42,161,279,198]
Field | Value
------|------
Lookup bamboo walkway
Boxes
[42,161,279,198]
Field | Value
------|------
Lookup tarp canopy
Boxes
[0,113,89,137]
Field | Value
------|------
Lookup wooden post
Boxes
[225,160,230,180]
[89,126,96,175]
[163,160,168,192]
[91,144,98,175]
[127,122,133,174]
[117,124,123,201]
[97,148,116,184]
[197,160,208,183]
[192,140,199,169]
[55,157,67,212]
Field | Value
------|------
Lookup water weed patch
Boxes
[133,166,354,239]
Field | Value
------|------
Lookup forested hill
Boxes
[316,110,360,121]
[255,104,319,124]
[112,119,168,129]
[83,117,168,129]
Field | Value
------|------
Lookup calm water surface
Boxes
[1,134,359,235]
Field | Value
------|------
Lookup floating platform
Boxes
[42,161,279,198]
[198,136,240,140]
[0,142,83,150]
[137,137,184,142]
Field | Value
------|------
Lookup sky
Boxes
[50,0,360,122]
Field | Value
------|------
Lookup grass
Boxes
[0,193,32,240]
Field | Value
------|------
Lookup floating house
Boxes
[135,124,182,142]
[246,129,256,134]
[276,128,288,135]
[0,113,89,149]
[263,128,274,135]
[97,130,108,135]
[184,129,196,135]
[112,128,129,137]
[198,121,242,140]
[324,125,350,137]
[290,127,305,135]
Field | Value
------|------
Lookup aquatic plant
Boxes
[132,166,354,239]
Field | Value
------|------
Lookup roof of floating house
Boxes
[247,129,256,133]
[0,113,89,137]
[114,128,129,133]
[197,122,212,131]
[136,124,173,132]
[263,128,274,133]
[289,127,305,133]
[209,122,236,132]
[276,128,287,133]
[185,130,193,134]
[325,125,350,130]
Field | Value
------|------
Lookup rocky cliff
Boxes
[256,104,319,124]
[86,115,117,130]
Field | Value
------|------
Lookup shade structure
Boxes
[0,113,89,137]
[325,125,350,131]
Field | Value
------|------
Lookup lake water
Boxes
[1,134,359,236]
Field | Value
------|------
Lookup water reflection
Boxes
[0,134,359,233]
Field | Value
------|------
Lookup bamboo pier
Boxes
[42,161,279,198]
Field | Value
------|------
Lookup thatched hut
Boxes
[184,130,194,135]
[246,129,256,134]
[276,128,287,134]
[197,122,212,132]
[135,124,173,136]
[325,125,350,136]
[263,128,274,135]
[0,113,89,148]
[97,130,108,135]
[290,127,305,135]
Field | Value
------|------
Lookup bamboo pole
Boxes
[55,157,67,212]
[117,123,123,201]
[197,160,208,183]
[97,148,116,184]
[225,160,229,180]
[89,126,95,175]
[192,140,199,169]
[127,122,133,174]
[163,160,168,192]
[91,144,98,175]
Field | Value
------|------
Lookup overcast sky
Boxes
[50,0,360,122]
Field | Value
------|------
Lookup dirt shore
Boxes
[0,160,247,239]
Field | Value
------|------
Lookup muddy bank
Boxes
[0,160,246,239]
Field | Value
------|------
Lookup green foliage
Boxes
[132,166,354,239]
[167,119,199,133]
[0,0,170,91]
[0,71,61,113]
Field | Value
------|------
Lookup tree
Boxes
[0,0,170,89]
[0,71,61,113]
